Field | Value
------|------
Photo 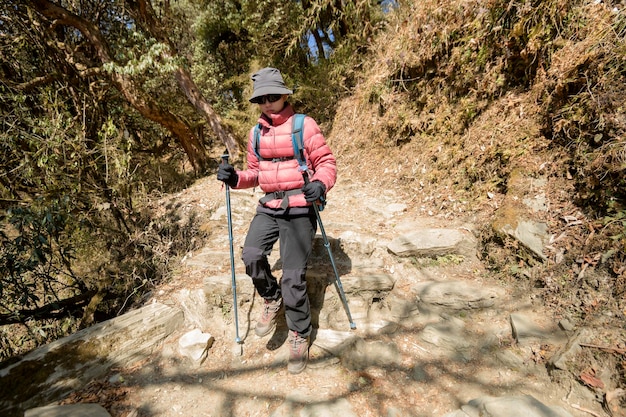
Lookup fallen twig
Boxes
[579,343,626,355]
[569,403,603,417]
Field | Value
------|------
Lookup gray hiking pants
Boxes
[241,210,317,337]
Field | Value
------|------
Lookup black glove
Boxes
[217,163,238,188]
[302,180,326,203]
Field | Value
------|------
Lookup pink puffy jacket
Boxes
[235,104,337,209]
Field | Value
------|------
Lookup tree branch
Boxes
[0,290,97,326]
[129,0,241,160]
[28,0,210,170]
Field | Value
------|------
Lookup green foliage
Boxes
[188,0,388,126]
[103,38,183,76]
[0,198,81,314]
[0,1,200,357]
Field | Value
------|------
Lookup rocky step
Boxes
[0,303,183,417]
[5,221,587,417]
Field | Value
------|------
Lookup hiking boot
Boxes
[255,298,282,337]
[287,330,309,374]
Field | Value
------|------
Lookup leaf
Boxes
[579,368,605,390]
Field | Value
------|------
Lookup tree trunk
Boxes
[28,0,210,171]
[0,302,184,416]
[130,0,241,160]
[173,67,240,158]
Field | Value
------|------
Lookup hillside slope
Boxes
[327,0,625,328]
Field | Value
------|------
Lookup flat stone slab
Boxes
[500,220,549,260]
[459,395,574,417]
[415,280,505,310]
[420,317,470,351]
[337,230,379,257]
[181,248,230,267]
[0,302,183,416]
[387,228,476,258]
[340,272,395,293]
[312,329,360,356]
[25,403,111,417]
[510,313,566,345]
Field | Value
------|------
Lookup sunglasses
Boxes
[251,94,283,104]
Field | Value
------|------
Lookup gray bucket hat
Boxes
[249,67,293,102]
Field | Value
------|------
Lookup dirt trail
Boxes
[68,174,602,417]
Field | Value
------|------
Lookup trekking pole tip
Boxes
[232,340,243,356]
[350,322,357,330]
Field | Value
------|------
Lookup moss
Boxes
[0,339,109,396]
[491,199,523,235]
[0,338,111,416]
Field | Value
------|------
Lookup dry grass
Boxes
[328,0,626,329]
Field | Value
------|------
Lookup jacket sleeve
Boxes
[304,117,337,192]
[232,128,260,189]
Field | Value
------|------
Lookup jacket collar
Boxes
[258,103,295,128]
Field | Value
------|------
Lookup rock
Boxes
[181,248,230,268]
[558,319,574,331]
[523,193,548,213]
[500,220,549,261]
[548,328,594,370]
[312,329,360,356]
[24,403,111,417]
[420,317,471,352]
[338,230,379,257]
[0,302,182,416]
[495,350,525,369]
[510,313,566,345]
[340,272,396,293]
[492,174,552,261]
[386,276,421,320]
[411,365,431,382]
[174,288,212,329]
[459,395,574,417]
[203,275,255,307]
[178,329,214,361]
[415,280,504,310]
[387,228,477,259]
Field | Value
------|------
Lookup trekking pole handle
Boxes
[221,149,229,165]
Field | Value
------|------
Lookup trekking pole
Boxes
[221,151,242,346]
[302,171,356,330]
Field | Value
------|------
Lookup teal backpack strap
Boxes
[253,123,262,160]
[291,113,307,170]
[292,113,326,211]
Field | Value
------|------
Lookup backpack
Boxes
[253,113,325,210]
[253,113,307,172]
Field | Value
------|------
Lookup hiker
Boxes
[217,67,337,374]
